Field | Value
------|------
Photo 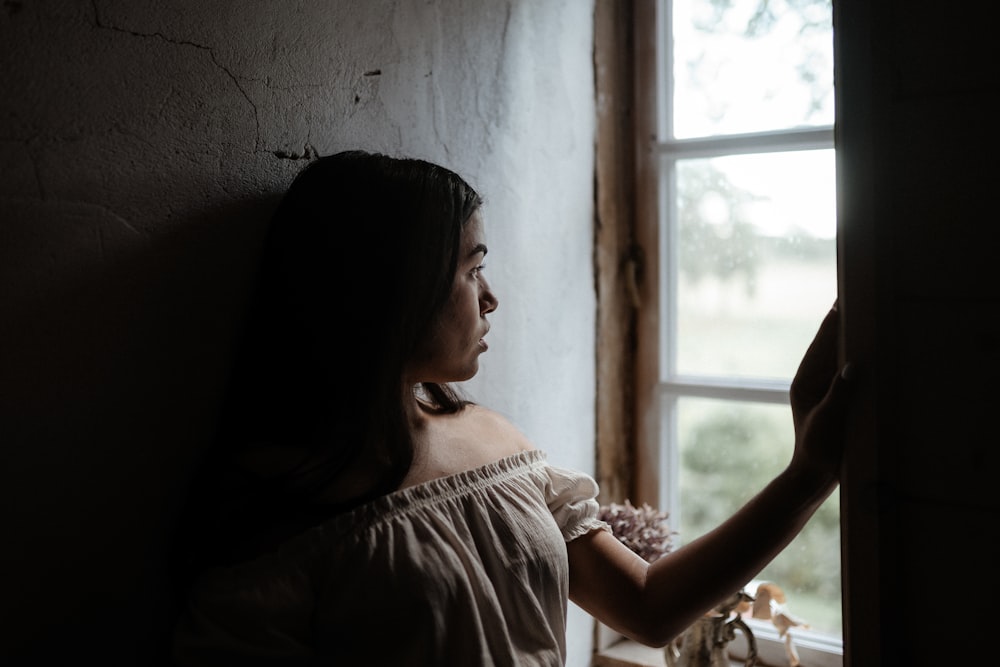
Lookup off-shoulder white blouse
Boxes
[173,449,609,666]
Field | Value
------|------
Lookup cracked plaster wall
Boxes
[1,1,596,663]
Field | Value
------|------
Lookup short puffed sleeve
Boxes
[543,465,612,542]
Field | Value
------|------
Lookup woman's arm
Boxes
[569,306,852,647]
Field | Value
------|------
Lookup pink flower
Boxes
[598,500,675,563]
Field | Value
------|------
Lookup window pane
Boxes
[676,397,842,634]
[675,150,835,379]
[671,0,834,138]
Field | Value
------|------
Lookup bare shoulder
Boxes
[461,404,536,454]
[403,402,537,487]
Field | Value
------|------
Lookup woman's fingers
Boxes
[790,306,841,431]
[794,358,854,474]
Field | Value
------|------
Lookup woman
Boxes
[172,150,851,665]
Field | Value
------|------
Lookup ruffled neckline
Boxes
[325,449,546,535]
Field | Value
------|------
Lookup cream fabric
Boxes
[173,450,609,666]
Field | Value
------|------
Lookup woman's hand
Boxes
[788,302,853,483]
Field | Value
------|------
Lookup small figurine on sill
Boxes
[748,582,809,667]
[664,590,758,667]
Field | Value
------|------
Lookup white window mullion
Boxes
[658,126,834,160]
[659,154,679,383]
[663,376,790,404]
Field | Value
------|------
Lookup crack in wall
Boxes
[28,142,44,199]
[89,0,262,152]
[0,136,48,199]
[86,201,143,237]
[16,137,48,200]
[0,195,144,240]
[96,223,106,260]
[272,143,316,161]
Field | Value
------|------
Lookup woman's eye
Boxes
[472,264,486,276]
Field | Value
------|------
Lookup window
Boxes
[593,1,842,665]
[653,0,841,664]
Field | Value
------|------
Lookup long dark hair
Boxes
[179,150,483,569]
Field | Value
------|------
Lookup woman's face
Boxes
[407,212,498,384]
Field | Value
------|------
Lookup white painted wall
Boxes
[1,0,596,663]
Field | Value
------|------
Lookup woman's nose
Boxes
[481,281,498,315]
